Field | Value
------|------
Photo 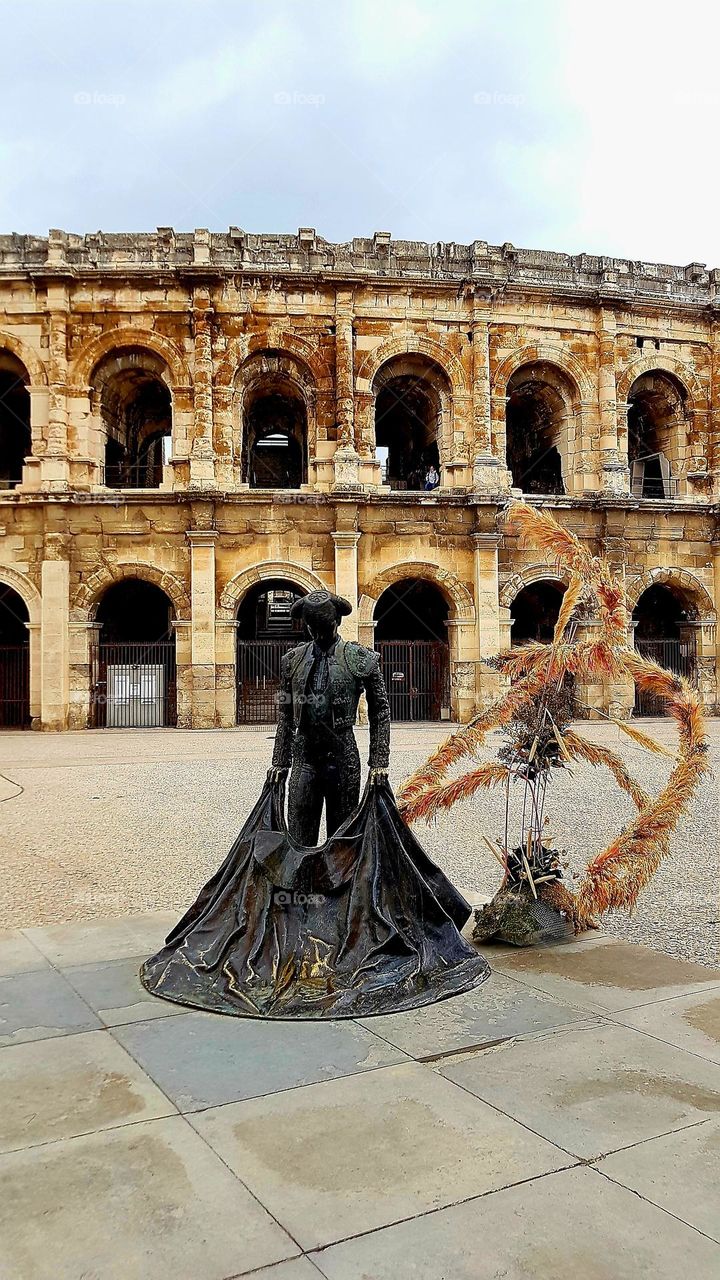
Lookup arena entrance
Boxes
[90,580,176,727]
[374,579,450,721]
[0,585,30,727]
[633,584,697,716]
[236,581,306,723]
[511,581,566,644]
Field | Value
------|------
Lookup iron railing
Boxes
[236,639,298,723]
[635,637,697,716]
[89,641,177,728]
[377,640,451,722]
[0,645,30,727]
[103,462,165,490]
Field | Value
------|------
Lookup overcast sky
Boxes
[2,0,718,265]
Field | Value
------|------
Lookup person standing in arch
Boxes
[269,589,391,844]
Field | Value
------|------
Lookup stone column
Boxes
[189,287,216,489]
[598,306,628,494]
[40,534,70,729]
[187,528,218,727]
[42,281,71,488]
[710,322,720,499]
[332,530,360,641]
[332,290,362,490]
[471,292,511,492]
[472,531,501,708]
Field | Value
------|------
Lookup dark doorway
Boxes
[633,583,696,715]
[627,372,684,499]
[236,580,306,722]
[374,579,450,720]
[97,351,172,490]
[244,391,307,489]
[0,355,31,490]
[0,584,30,726]
[91,579,176,727]
[511,582,566,644]
[375,376,440,491]
[506,366,567,495]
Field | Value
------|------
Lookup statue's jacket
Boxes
[272,638,391,771]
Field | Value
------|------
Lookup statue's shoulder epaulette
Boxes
[282,642,311,675]
[343,641,380,678]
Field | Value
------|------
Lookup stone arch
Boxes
[357,335,469,396]
[616,354,705,414]
[215,331,333,393]
[499,563,571,608]
[218,561,327,620]
[68,327,193,391]
[0,564,41,625]
[230,349,318,487]
[626,566,716,620]
[71,561,191,620]
[492,344,593,404]
[0,331,47,386]
[359,562,475,624]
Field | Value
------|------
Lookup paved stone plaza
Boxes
[0,912,719,1278]
[1,720,718,965]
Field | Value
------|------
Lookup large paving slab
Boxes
[0,1114,298,1280]
[0,929,50,977]
[113,1009,408,1111]
[0,966,102,1045]
[190,1061,570,1250]
[597,1120,720,1243]
[62,955,190,1026]
[0,1028,176,1152]
[359,970,599,1058]
[611,987,720,1064]
[484,933,720,1013]
[438,1021,720,1158]
[23,911,177,968]
[309,1165,720,1279]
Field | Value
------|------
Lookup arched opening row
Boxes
[0,339,698,497]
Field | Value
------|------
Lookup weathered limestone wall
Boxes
[0,228,718,729]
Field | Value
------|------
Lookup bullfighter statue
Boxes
[269,589,391,845]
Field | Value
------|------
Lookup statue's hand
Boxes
[369,768,389,787]
[267,767,289,784]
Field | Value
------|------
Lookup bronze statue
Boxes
[269,590,391,845]
[140,591,490,1018]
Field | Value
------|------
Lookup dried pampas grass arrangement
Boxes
[397,502,710,933]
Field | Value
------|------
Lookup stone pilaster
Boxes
[598,306,628,494]
[189,287,216,489]
[40,533,70,729]
[41,281,71,488]
[332,529,360,641]
[332,290,362,490]
[472,531,501,707]
[187,528,218,726]
[470,293,511,493]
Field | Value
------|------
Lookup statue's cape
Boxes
[140,778,489,1019]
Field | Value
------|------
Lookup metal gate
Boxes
[89,642,177,728]
[635,637,697,716]
[377,640,450,722]
[236,639,297,723]
[0,646,30,727]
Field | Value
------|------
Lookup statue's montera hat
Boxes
[290,589,353,621]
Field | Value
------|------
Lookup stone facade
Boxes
[0,227,719,730]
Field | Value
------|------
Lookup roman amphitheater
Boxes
[0,227,718,731]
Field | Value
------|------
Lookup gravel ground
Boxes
[0,721,717,967]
